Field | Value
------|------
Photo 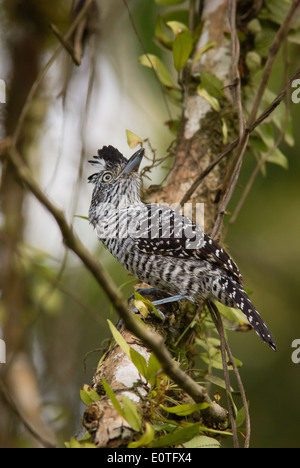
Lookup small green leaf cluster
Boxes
[243,0,299,171]
[137,2,230,141]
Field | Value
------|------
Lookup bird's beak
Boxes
[121,148,144,175]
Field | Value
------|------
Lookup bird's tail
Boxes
[215,278,277,351]
[236,288,276,351]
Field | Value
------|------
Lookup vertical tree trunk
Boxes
[151,0,235,235]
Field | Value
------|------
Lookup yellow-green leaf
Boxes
[102,378,125,419]
[267,148,289,170]
[65,436,97,448]
[128,423,155,448]
[134,292,162,321]
[166,20,189,35]
[200,71,224,98]
[160,402,210,416]
[107,319,130,356]
[133,299,149,318]
[146,353,161,387]
[172,30,193,72]
[80,384,100,406]
[197,85,220,112]
[122,395,142,432]
[129,347,148,379]
[138,54,175,88]
[65,437,81,448]
[184,435,221,448]
[126,130,143,149]
[150,423,200,448]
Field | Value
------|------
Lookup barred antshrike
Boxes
[88,145,276,351]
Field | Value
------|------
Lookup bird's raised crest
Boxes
[88,145,127,172]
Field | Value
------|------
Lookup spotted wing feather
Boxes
[134,204,243,284]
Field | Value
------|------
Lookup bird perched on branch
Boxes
[88,145,276,352]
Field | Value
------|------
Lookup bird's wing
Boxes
[132,204,243,285]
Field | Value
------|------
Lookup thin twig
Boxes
[207,301,239,448]
[122,0,173,122]
[49,23,81,66]
[11,0,95,148]
[247,0,300,128]
[224,336,251,448]
[213,0,300,238]
[208,302,251,448]
[228,38,292,229]
[210,0,247,240]
[181,1,300,238]
[0,381,55,449]
[179,62,300,207]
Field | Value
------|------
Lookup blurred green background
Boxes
[0,0,299,448]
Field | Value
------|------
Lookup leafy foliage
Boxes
[76,298,250,448]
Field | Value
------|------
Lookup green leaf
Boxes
[217,302,250,328]
[129,347,148,379]
[205,374,234,392]
[134,292,163,321]
[227,391,238,420]
[128,422,155,448]
[201,71,224,99]
[102,378,125,419]
[107,319,130,357]
[195,336,221,353]
[150,423,200,448]
[146,353,162,387]
[197,85,220,112]
[133,299,149,318]
[200,352,242,370]
[138,54,176,88]
[122,395,142,432]
[160,402,210,416]
[255,123,274,148]
[267,148,289,170]
[65,437,82,448]
[260,0,300,29]
[64,436,97,449]
[80,384,100,406]
[253,125,289,170]
[166,20,189,35]
[236,405,247,428]
[126,130,143,148]
[155,0,186,5]
[183,435,221,448]
[172,30,193,72]
[245,51,262,71]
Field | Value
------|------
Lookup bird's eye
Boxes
[102,172,113,183]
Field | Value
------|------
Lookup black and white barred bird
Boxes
[88,145,276,352]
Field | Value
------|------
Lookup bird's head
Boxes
[88,145,144,225]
